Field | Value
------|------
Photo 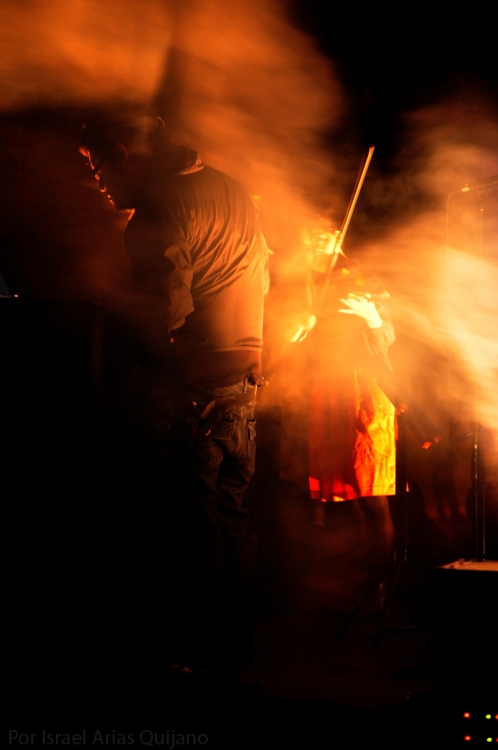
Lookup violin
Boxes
[290,146,376,343]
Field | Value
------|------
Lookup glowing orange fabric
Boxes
[307,292,396,501]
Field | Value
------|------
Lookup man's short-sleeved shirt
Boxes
[125,160,269,382]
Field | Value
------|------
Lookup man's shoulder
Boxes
[197,165,255,203]
[189,163,241,186]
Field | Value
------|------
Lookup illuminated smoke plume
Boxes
[357,102,498,493]
[0,0,344,236]
[166,0,344,241]
[0,0,173,108]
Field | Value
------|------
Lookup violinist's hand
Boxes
[339,293,383,329]
[287,312,318,343]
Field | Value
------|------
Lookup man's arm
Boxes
[131,242,194,333]
[123,213,196,363]
[126,213,194,333]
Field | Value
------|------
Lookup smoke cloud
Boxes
[0,0,345,234]
[355,101,498,495]
[0,0,172,108]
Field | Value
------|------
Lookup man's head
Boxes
[80,101,166,210]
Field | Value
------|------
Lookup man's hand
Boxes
[339,293,383,329]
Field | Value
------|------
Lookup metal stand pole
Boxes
[471,189,487,561]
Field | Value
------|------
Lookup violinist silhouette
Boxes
[306,227,396,581]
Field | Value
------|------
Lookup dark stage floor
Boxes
[6,372,497,748]
[10,492,496,750]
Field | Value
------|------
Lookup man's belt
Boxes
[193,375,268,433]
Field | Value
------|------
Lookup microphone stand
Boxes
[447,181,495,561]
[471,186,492,561]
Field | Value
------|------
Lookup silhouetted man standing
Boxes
[81,101,269,689]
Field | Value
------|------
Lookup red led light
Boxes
[464,736,471,742]
[464,713,471,719]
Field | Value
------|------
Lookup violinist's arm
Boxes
[367,319,395,358]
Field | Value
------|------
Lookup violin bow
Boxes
[316,145,375,313]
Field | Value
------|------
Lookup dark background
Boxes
[290,2,498,157]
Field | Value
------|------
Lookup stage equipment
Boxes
[448,177,497,561]
[429,559,498,703]
[461,174,498,193]
[0,268,13,297]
